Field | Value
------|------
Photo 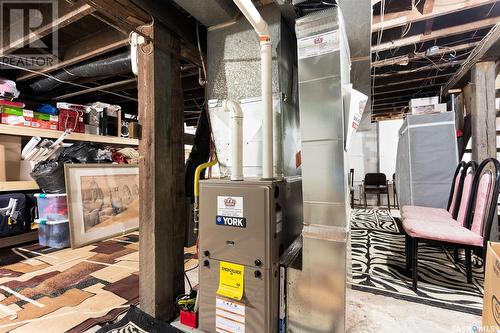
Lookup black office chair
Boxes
[349,169,355,208]
[363,173,390,209]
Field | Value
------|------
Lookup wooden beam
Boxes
[372,16,499,53]
[373,91,438,102]
[422,0,435,35]
[374,84,440,96]
[375,72,452,88]
[138,23,186,321]
[442,23,500,95]
[52,78,137,101]
[1,1,95,55]
[85,0,150,31]
[455,92,465,131]
[470,62,497,162]
[130,0,200,48]
[463,84,473,116]
[372,106,407,113]
[373,100,408,107]
[85,0,203,67]
[372,42,478,68]
[373,60,463,78]
[16,28,128,81]
[372,0,497,32]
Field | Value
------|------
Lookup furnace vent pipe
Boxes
[223,100,244,181]
[233,0,273,179]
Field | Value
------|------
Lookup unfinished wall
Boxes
[349,115,378,203]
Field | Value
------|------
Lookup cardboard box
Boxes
[0,108,58,129]
[483,242,500,330]
[0,135,21,181]
[1,111,31,127]
[409,96,439,108]
[411,103,447,115]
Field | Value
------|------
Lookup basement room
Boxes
[0,0,499,332]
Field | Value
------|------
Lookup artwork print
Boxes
[81,174,139,232]
[65,164,139,248]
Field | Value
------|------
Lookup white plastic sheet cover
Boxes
[396,112,458,209]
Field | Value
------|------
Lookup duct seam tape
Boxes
[400,120,455,135]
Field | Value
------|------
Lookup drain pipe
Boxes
[233,0,273,179]
[223,100,244,181]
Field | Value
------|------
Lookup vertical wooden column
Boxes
[471,61,496,162]
[138,22,186,321]
[455,93,464,132]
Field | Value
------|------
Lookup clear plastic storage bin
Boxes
[34,193,68,221]
[35,219,70,248]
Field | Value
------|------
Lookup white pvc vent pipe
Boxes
[233,0,273,179]
[223,100,244,181]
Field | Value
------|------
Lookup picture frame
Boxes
[65,164,139,248]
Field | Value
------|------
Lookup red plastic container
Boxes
[180,310,198,328]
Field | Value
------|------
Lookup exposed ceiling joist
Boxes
[86,0,200,49]
[53,78,137,101]
[373,91,438,102]
[16,28,128,81]
[442,22,500,95]
[85,0,203,67]
[373,100,409,107]
[0,1,95,55]
[373,60,463,77]
[373,84,441,95]
[372,16,499,53]
[372,106,407,113]
[372,41,479,68]
[375,72,452,88]
[372,0,497,32]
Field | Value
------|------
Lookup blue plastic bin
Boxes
[35,219,70,248]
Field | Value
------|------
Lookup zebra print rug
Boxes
[350,209,484,315]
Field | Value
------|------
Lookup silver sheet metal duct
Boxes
[287,7,351,332]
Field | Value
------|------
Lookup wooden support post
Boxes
[462,84,473,116]
[455,93,465,132]
[138,22,186,321]
[471,62,497,162]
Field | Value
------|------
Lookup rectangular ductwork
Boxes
[286,7,351,333]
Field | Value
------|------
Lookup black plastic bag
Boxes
[30,160,67,193]
[58,142,112,163]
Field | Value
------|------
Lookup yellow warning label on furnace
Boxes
[217,261,244,300]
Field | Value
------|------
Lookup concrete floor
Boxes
[346,289,482,333]
[172,284,482,333]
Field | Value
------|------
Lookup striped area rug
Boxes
[350,209,484,315]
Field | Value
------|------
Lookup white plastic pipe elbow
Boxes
[223,100,244,181]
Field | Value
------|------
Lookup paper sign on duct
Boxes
[344,84,368,150]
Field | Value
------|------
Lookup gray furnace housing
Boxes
[198,179,297,333]
[395,112,458,209]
